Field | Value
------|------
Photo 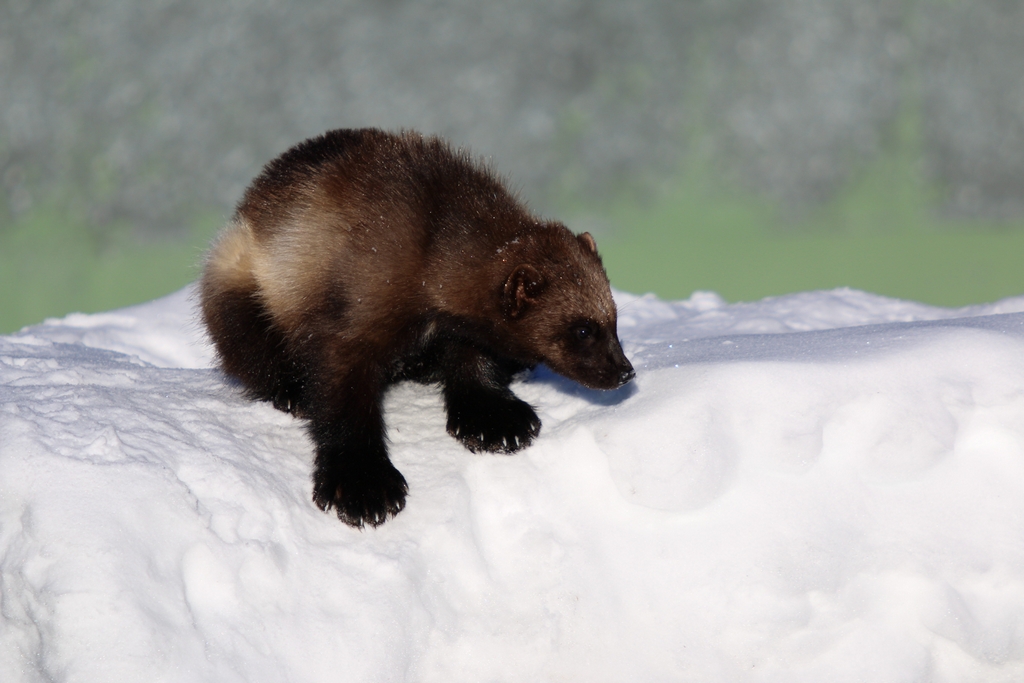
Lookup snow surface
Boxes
[4,285,1024,682]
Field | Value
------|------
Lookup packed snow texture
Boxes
[4,285,1024,682]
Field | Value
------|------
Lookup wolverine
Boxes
[200,128,634,528]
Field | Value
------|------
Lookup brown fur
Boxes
[200,128,633,527]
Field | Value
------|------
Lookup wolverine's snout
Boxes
[617,361,635,387]
[573,339,633,390]
[611,346,634,387]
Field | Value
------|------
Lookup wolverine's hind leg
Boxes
[200,281,306,414]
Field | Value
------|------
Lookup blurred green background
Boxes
[2,0,1022,334]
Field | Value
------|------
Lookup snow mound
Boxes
[4,285,1024,682]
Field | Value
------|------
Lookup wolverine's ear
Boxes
[503,264,546,319]
[578,232,598,254]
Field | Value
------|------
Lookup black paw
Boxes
[446,391,541,454]
[312,457,409,528]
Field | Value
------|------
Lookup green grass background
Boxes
[576,101,1024,308]
[591,157,1024,307]
[0,210,222,334]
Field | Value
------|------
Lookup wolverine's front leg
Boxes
[441,344,540,454]
[303,344,407,527]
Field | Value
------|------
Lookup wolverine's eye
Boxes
[572,322,596,341]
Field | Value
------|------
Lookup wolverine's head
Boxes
[501,227,634,390]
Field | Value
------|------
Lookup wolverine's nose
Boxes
[617,362,635,386]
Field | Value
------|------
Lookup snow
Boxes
[4,284,1024,682]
